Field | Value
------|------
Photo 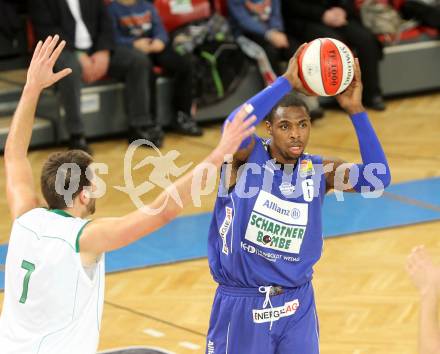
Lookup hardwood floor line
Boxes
[383,191,440,212]
[105,300,207,338]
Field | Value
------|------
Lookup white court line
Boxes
[179,341,201,350]
[143,328,165,338]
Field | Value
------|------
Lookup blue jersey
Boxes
[208,135,326,288]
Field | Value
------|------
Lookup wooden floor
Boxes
[1,91,440,353]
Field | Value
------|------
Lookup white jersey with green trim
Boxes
[0,208,105,354]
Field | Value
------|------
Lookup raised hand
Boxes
[26,35,72,92]
[217,104,257,156]
[407,245,440,296]
[282,43,312,96]
[335,58,364,115]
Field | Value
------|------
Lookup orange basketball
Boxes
[298,38,355,96]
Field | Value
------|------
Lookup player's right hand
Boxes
[217,104,256,156]
[26,35,72,92]
[283,43,313,96]
[407,245,440,296]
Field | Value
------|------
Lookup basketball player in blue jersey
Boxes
[205,44,391,354]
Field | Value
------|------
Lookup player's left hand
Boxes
[26,35,72,92]
[407,245,440,296]
[217,104,256,156]
[335,58,364,115]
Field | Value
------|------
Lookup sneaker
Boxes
[69,134,92,155]
[128,126,164,148]
[175,111,203,136]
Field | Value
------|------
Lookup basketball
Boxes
[298,38,355,96]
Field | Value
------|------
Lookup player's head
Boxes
[41,150,96,217]
[265,93,311,163]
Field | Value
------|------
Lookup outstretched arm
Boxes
[407,246,440,354]
[324,58,391,193]
[5,36,72,219]
[79,105,257,254]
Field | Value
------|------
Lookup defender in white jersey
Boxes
[1,208,105,354]
[0,36,256,354]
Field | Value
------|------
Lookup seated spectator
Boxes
[30,0,172,152]
[107,0,202,137]
[407,245,440,354]
[282,0,387,111]
[228,0,324,119]
[228,0,298,74]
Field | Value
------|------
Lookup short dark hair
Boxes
[267,93,309,122]
[41,150,93,209]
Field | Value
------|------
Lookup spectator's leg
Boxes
[153,45,202,136]
[53,49,92,153]
[154,45,192,115]
[401,1,440,28]
[108,46,154,129]
[339,21,384,109]
[54,49,83,136]
[108,46,165,146]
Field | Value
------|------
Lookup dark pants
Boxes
[243,31,300,75]
[109,44,193,128]
[54,47,153,135]
[151,44,193,115]
[300,21,383,101]
[401,1,440,28]
[108,46,153,129]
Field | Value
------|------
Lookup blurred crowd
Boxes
[0,0,439,153]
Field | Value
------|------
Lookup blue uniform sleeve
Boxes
[227,0,268,37]
[349,112,391,192]
[225,76,292,148]
[151,6,169,44]
[268,0,284,31]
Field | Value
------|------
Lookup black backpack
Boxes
[172,14,247,107]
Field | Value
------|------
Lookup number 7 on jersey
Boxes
[19,260,35,304]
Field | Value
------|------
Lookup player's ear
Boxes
[265,120,272,136]
[79,189,91,205]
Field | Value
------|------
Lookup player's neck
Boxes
[62,206,87,219]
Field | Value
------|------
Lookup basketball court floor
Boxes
[1,91,440,354]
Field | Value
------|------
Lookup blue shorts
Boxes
[205,281,319,354]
